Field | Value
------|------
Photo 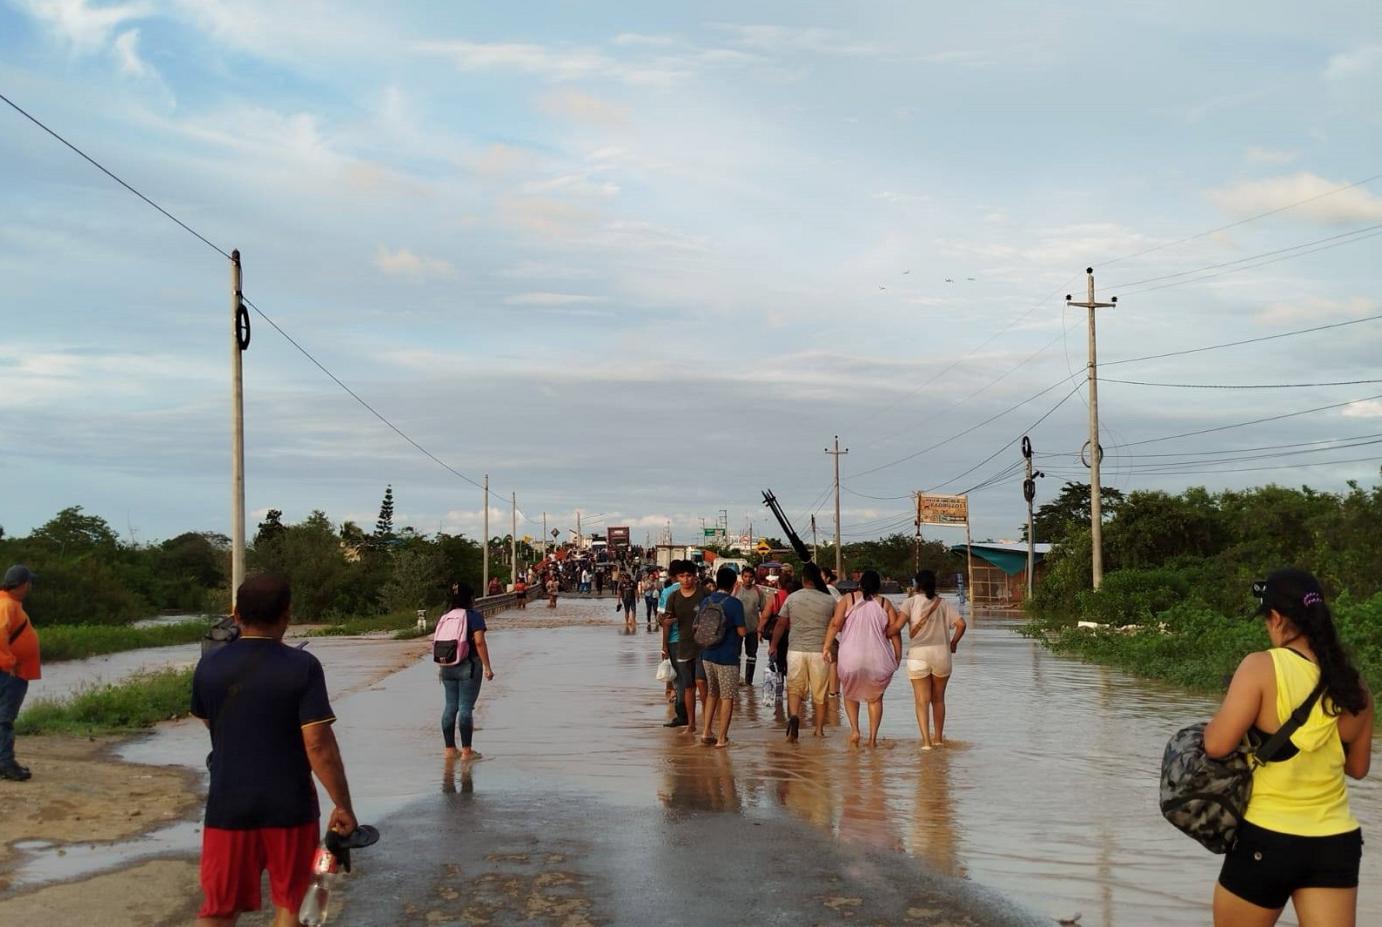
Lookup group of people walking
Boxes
[655,559,966,750]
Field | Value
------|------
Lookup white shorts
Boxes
[906,645,952,680]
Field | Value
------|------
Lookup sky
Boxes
[2,1,1380,549]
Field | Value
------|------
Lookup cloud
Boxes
[415,39,694,86]
[612,33,679,48]
[713,23,879,57]
[15,0,152,54]
[536,89,629,126]
[504,292,602,306]
[1341,399,1382,419]
[372,246,456,281]
[1206,173,1382,225]
[1324,45,1382,81]
[112,27,150,77]
[1258,296,1377,325]
[1244,146,1297,166]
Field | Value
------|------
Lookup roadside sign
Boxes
[756,540,773,553]
[916,493,969,527]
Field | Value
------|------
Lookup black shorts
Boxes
[1218,821,1362,910]
[675,654,705,687]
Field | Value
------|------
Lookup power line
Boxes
[1108,223,1382,291]
[0,90,518,507]
[1084,430,1382,460]
[1104,376,1382,390]
[1051,436,1382,472]
[1044,453,1382,479]
[1103,312,1382,368]
[1099,172,1382,268]
[0,91,232,260]
[1121,391,1382,449]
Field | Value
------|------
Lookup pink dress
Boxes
[837,595,899,702]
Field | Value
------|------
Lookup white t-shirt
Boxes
[904,595,958,651]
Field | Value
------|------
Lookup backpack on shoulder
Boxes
[1159,681,1324,853]
[431,609,470,666]
[692,594,729,648]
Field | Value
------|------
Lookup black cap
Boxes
[2,565,36,589]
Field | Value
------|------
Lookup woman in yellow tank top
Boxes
[1204,569,1373,926]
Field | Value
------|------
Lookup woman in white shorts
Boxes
[902,570,966,749]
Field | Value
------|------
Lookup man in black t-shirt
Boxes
[661,560,709,735]
[191,575,357,925]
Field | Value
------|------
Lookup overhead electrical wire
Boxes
[1103,313,1382,368]
[1121,391,1382,449]
[1,90,519,508]
[1103,376,1382,390]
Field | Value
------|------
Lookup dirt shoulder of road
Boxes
[0,734,202,902]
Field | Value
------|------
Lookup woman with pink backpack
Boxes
[823,570,903,748]
[432,582,495,760]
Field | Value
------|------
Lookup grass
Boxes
[39,620,212,663]
[304,609,426,638]
[17,666,195,735]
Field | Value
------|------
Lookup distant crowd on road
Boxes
[652,558,965,750]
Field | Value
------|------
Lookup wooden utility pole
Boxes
[1067,269,1116,590]
[482,475,489,593]
[511,492,518,587]
[1021,436,1044,599]
[825,435,848,576]
[229,249,246,608]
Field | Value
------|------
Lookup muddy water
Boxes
[431,599,1381,926]
[14,600,1378,926]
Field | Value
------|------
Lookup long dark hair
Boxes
[914,570,937,600]
[1263,568,1366,715]
[449,581,475,610]
[858,570,881,601]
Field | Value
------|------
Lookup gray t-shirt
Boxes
[734,584,768,634]
[780,588,836,653]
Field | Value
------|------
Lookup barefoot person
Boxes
[663,560,709,735]
[191,574,357,927]
[1204,569,1372,927]
[770,564,836,742]
[901,570,966,749]
[824,570,901,748]
[437,582,495,761]
[699,567,748,748]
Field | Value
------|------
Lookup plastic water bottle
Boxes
[298,843,339,926]
[760,671,774,708]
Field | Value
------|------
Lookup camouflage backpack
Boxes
[1159,682,1324,854]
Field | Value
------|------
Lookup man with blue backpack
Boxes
[696,567,748,748]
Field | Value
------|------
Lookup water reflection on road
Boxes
[462,600,1379,927]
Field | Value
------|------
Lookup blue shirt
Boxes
[699,592,746,665]
[659,582,681,643]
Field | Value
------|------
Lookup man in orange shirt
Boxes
[0,564,40,782]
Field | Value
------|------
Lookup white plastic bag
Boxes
[656,659,675,682]
[761,667,781,707]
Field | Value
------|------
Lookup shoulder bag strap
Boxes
[1254,680,1327,765]
[8,618,29,645]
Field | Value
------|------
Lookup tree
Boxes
[373,485,395,546]
[379,545,443,613]
[30,506,119,555]
[1028,482,1126,545]
[255,509,286,546]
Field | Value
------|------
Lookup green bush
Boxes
[17,667,194,735]
[38,621,210,663]
[1073,567,1194,626]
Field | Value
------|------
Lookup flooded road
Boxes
[11,598,1377,925]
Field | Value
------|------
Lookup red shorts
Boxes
[198,820,319,918]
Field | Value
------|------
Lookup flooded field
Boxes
[9,598,1378,925]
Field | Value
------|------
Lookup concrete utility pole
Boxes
[229,249,246,608]
[482,474,489,593]
[914,496,922,573]
[810,514,818,561]
[825,435,848,576]
[542,512,548,561]
[1067,269,1116,590]
[1021,436,1044,599]
[576,510,582,547]
[511,492,518,586]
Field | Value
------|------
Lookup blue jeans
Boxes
[0,672,29,766]
[440,661,483,750]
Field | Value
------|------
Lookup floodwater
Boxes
[12,599,1380,925]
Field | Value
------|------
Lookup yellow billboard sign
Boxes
[916,493,969,527]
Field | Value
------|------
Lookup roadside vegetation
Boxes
[40,621,211,663]
[16,667,195,735]
[1022,478,1382,694]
